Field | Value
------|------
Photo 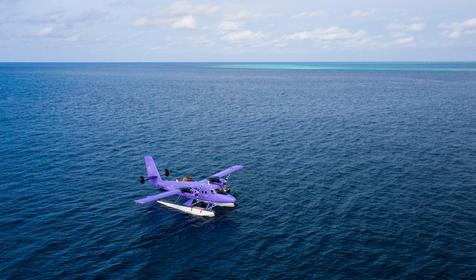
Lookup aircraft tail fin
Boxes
[144,155,162,182]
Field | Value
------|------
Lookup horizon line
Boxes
[1,60,476,63]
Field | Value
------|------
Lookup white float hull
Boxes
[157,200,215,217]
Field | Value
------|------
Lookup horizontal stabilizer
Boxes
[135,190,181,204]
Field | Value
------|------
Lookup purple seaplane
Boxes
[135,156,243,217]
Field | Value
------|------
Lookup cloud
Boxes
[33,25,79,42]
[283,26,367,42]
[388,18,424,45]
[292,11,326,18]
[2,1,476,61]
[189,35,215,46]
[224,11,253,21]
[25,10,104,41]
[134,1,217,29]
[440,17,476,38]
[388,20,425,32]
[279,26,372,49]
[165,35,215,47]
[392,32,414,44]
[218,21,241,31]
[350,9,374,18]
[165,1,218,16]
[217,10,273,46]
[133,17,150,27]
[134,15,196,29]
[171,15,196,29]
[27,9,106,29]
[223,10,279,22]
[220,30,265,43]
[36,26,54,36]
[283,31,313,40]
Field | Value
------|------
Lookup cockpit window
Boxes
[215,188,227,194]
[209,177,221,183]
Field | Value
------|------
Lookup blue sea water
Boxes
[1,62,475,279]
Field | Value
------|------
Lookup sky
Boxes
[0,0,475,62]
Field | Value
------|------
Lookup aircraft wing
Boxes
[135,189,181,204]
[209,165,244,178]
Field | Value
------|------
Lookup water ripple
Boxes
[1,63,475,279]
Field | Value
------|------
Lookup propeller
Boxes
[138,175,157,184]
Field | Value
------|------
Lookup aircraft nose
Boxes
[227,195,236,203]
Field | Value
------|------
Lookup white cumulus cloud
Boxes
[393,32,414,44]
[440,17,476,38]
[218,21,241,31]
[133,1,217,29]
[171,15,196,29]
[388,18,424,45]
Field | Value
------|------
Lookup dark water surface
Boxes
[1,63,475,279]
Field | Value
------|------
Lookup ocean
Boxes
[1,62,475,279]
